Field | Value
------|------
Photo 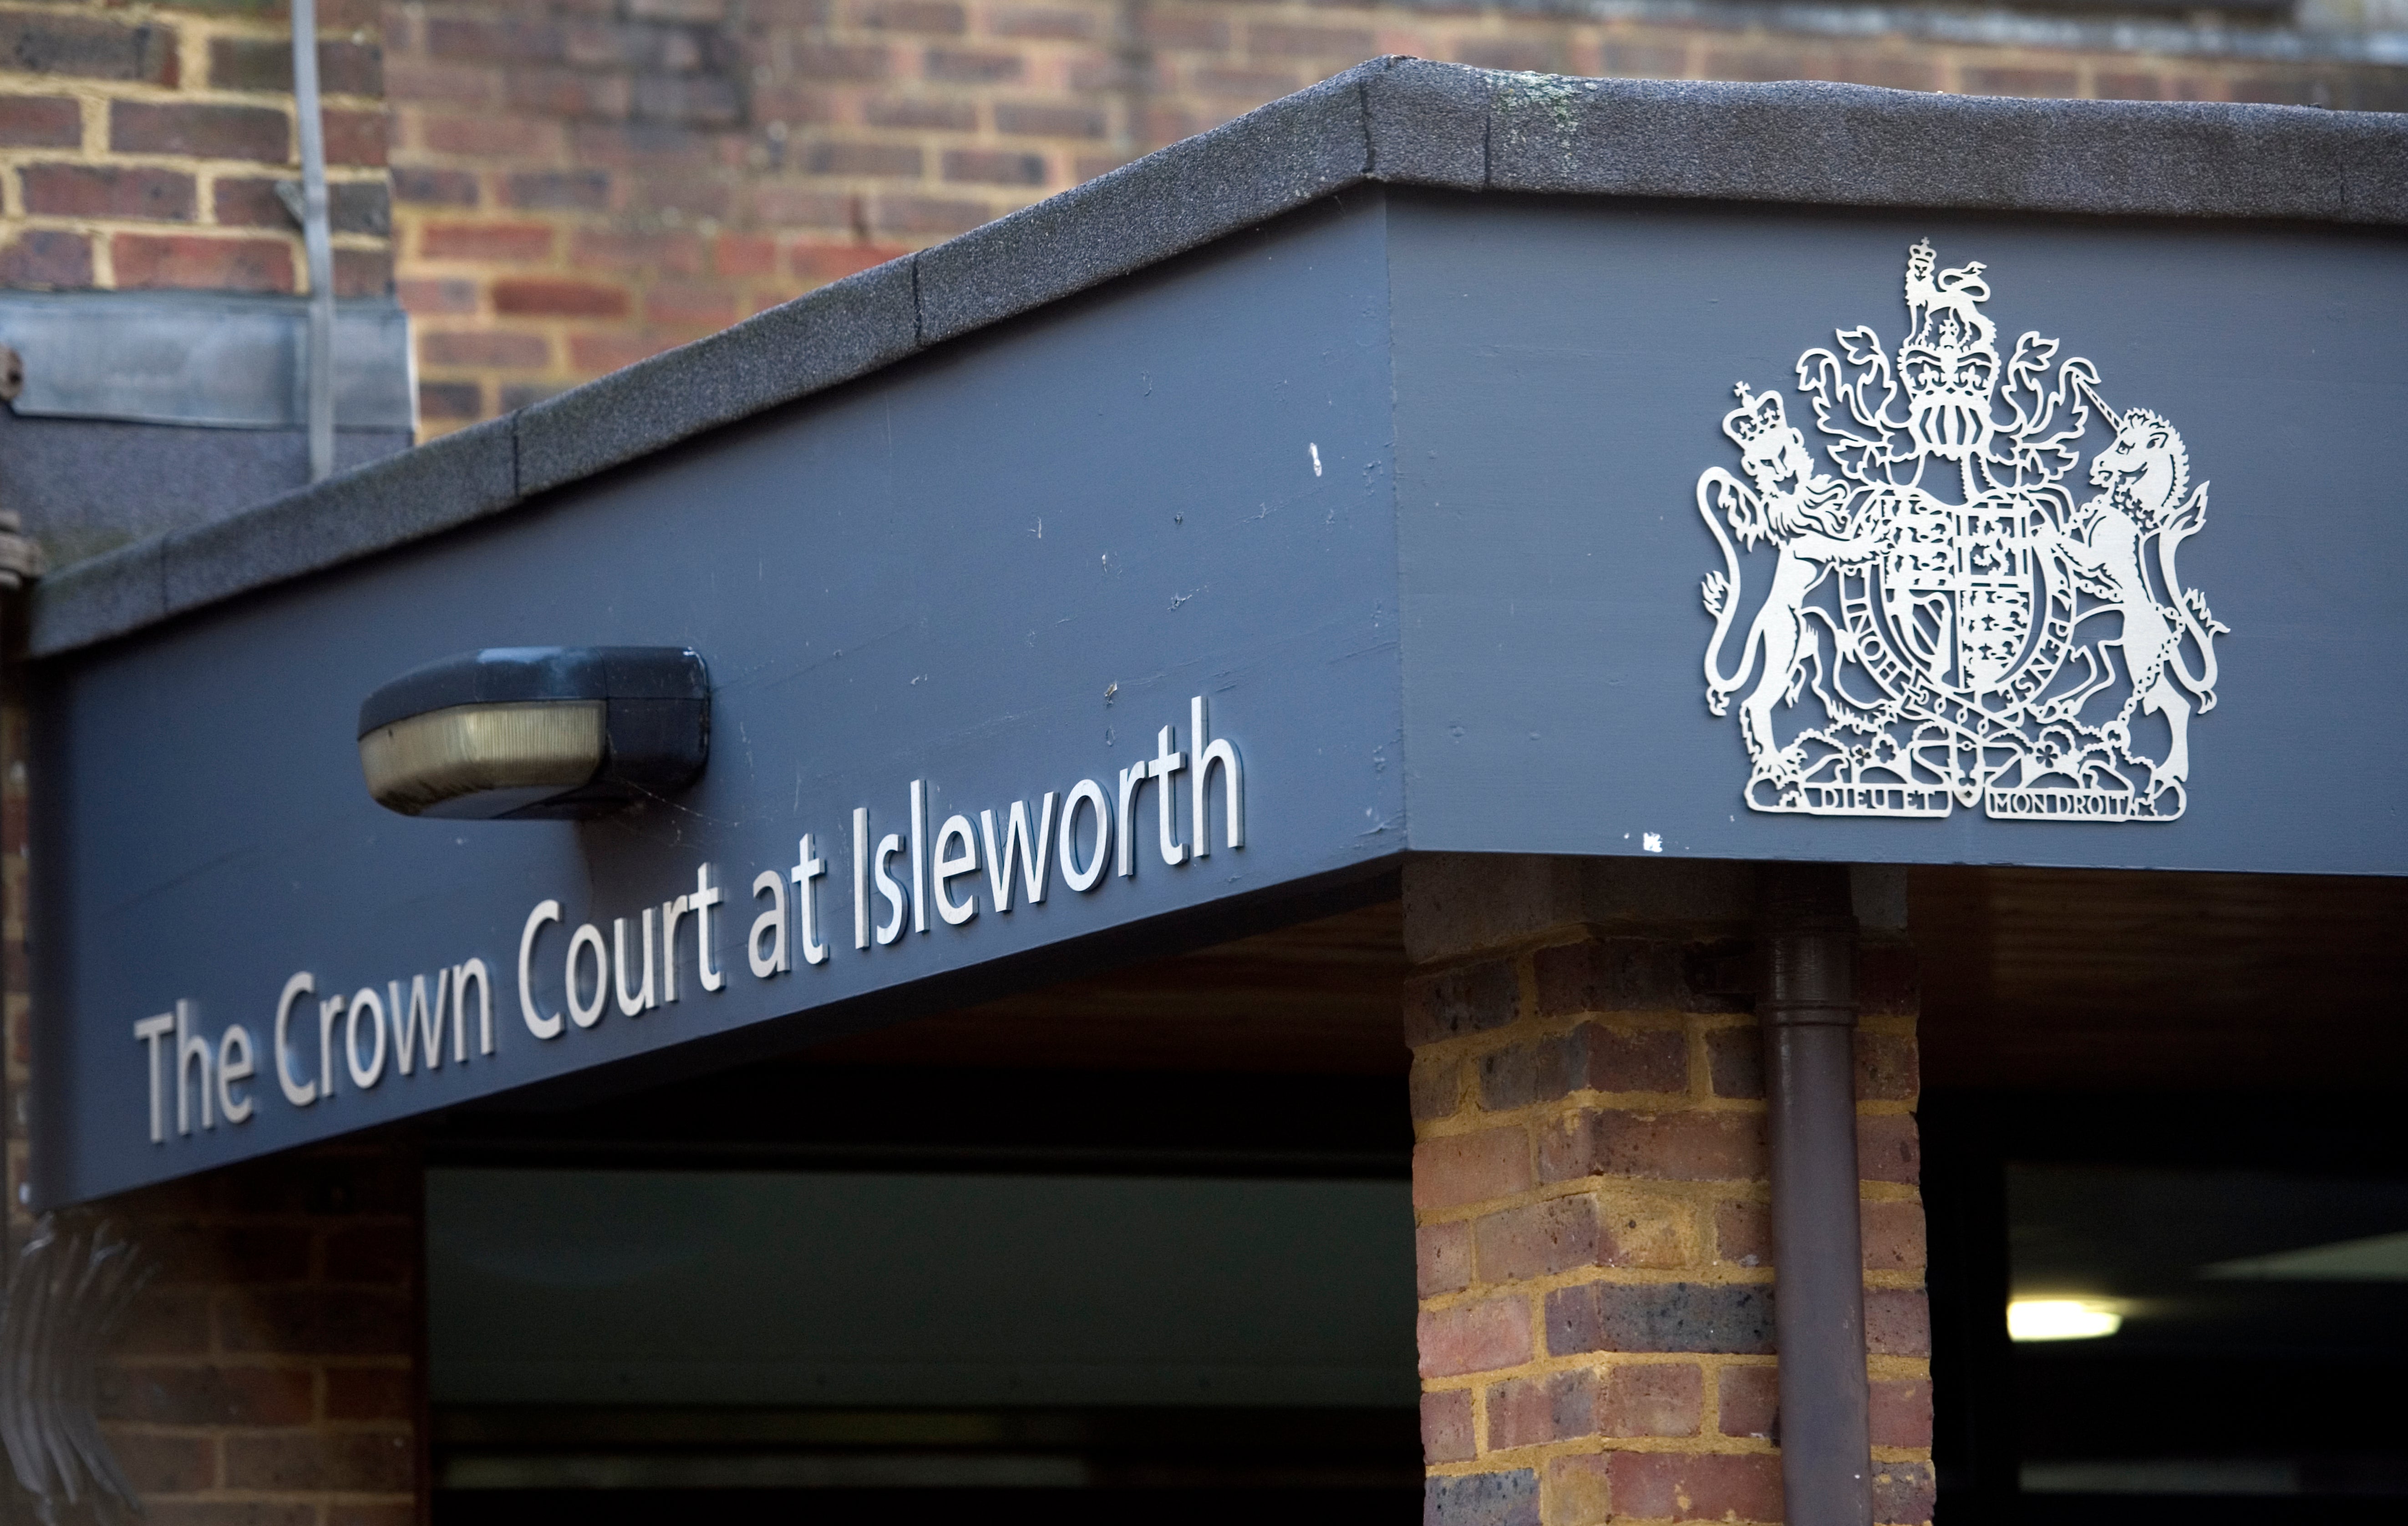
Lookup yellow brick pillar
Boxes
[1403,855,1933,1526]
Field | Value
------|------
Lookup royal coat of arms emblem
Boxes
[1695,241,2228,822]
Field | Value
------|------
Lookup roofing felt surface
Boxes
[29,58,2408,659]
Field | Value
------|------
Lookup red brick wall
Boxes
[3,693,425,1523]
[382,0,2408,435]
[0,0,394,298]
[1,2,2402,428]
[1403,857,1929,1525]
[89,1145,425,1526]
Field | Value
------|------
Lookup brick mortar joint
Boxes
[4,219,390,242]
[1428,1350,1782,1390]
[1410,1000,1920,1067]
[1419,1264,1782,1310]
[188,18,386,41]
[1421,1091,1770,1139]
[0,1,325,11]
[1415,1173,1778,1222]
[3,196,394,223]
[1475,1256,1919,1295]
[1438,1438,1939,1472]
[52,165,400,186]
[6,157,390,177]
[0,77,386,111]
[1413,1013,1742,1063]
[1428,1435,1784,1475]
[1414,1177,1921,1229]
[1405,923,1597,977]
[1418,1261,1925,1311]
[1413,1005,1754,1062]
[1475,1436,1783,1467]
[1412,1091,1914,1143]
[1421,1252,1930,1295]
[1409,917,1759,980]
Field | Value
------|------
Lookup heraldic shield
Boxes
[1695,241,2229,822]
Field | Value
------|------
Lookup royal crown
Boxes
[1722,383,1785,446]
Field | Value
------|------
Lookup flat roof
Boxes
[30,58,2408,659]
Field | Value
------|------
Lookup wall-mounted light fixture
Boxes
[358,647,709,819]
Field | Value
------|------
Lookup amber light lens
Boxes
[359,700,605,816]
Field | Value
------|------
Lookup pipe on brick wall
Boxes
[1759,864,1873,1526]
[291,0,336,483]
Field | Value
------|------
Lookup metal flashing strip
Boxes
[28,61,2408,660]
[0,291,413,433]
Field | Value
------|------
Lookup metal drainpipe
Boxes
[1759,863,1872,1526]
[291,0,336,482]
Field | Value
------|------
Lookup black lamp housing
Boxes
[357,646,710,820]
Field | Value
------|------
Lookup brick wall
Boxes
[385,0,2408,433]
[1402,856,1930,1526]
[382,0,2408,436]
[0,0,393,298]
[3,696,425,1524]
[0,0,2401,426]
[84,1145,424,1526]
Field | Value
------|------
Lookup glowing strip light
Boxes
[360,700,605,816]
[2006,1298,2123,1342]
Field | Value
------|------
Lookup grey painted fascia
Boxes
[30,58,2408,660]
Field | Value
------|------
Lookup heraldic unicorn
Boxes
[1695,240,2227,822]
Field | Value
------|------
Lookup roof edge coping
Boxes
[29,59,2408,659]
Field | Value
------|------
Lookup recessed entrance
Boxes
[422,902,1423,1523]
